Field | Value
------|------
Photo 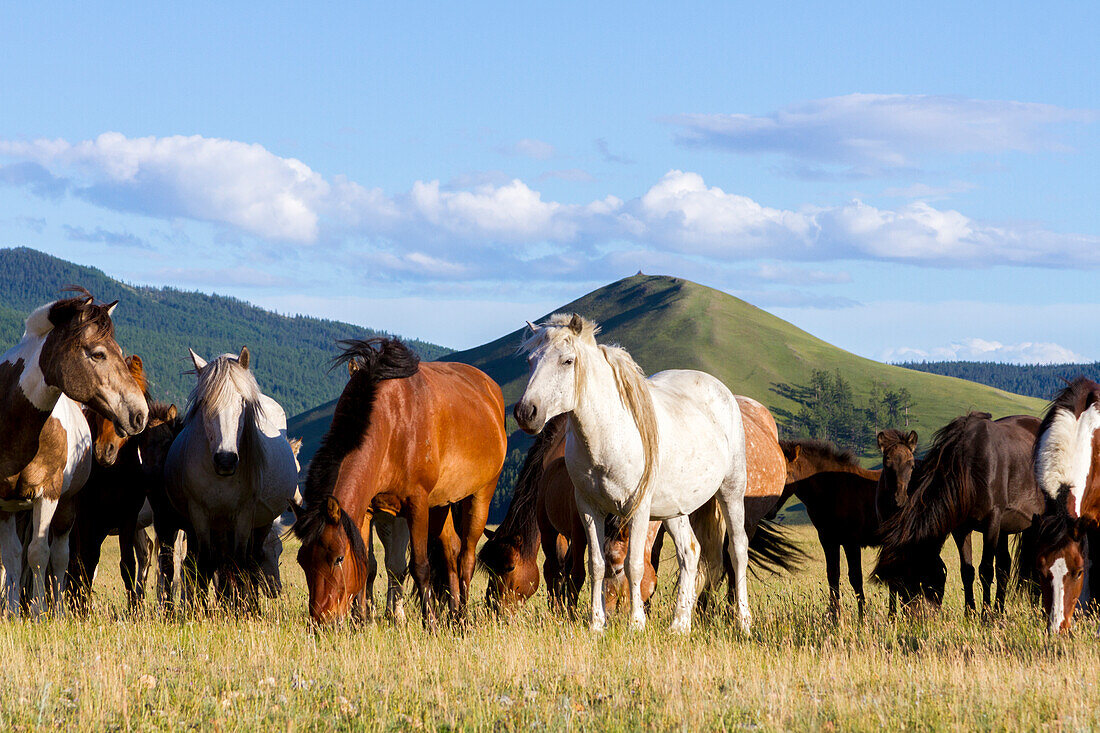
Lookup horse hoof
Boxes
[629,616,646,632]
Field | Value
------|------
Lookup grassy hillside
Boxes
[0,248,449,415]
[290,273,1045,483]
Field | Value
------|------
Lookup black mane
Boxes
[296,338,420,541]
[780,438,859,469]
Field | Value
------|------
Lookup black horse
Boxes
[874,412,1043,612]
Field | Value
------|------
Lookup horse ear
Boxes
[166,404,178,421]
[238,346,250,370]
[347,360,360,377]
[129,354,143,369]
[105,300,119,317]
[876,431,888,452]
[780,442,800,463]
[188,348,208,372]
[325,496,342,525]
[525,320,540,333]
[568,313,584,334]
[906,431,918,450]
[482,527,496,540]
[288,437,303,456]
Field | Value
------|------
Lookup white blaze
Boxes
[1049,557,1069,634]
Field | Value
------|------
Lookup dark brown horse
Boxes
[1027,377,1100,633]
[874,412,1043,612]
[294,338,506,627]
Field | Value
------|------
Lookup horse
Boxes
[165,347,298,612]
[514,313,751,634]
[874,412,1043,613]
[1027,377,1100,633]
[479,415,663,618]
[294,338,506,627]
[0,290,147,616]
[68,354,159,614]
[780,430,926,617]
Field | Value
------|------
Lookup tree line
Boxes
[896,360,1100,401]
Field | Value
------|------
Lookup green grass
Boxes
[3,528,1098,731]
[290,273,1045,467]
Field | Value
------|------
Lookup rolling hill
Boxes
[289,274,1047,511]
[0,247,449,415]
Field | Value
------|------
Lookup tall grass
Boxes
[0,529,1095,731]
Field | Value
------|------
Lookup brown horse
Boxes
[294,338,506,627]
[780,430,926,617]
[0,289,147,615]
[1029,377,1100,633]
[875,412,1043,612]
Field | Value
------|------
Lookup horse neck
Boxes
[328,414,394,526]
[565,350,643,476]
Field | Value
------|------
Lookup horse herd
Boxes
[1,290,1098,636]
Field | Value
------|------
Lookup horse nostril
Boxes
[513,401,537,425]
[130,411,147,434]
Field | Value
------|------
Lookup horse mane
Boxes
[1034,377,1100,500]
[290,500,370,573]
[26,286,117,344]
[874,412,991,580]
[520,313,658,522]
[779,438,860,470]
[297,339,420,542]
[125,355,150,399]
[478,415,567,572]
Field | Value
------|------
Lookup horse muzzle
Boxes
[513,400,544,434]
[213,450,239,476]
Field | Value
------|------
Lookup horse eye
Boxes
[86,349,107,362]
[562,357,574,366]
[333,555,344,567]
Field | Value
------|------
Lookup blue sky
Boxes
[2,2,1099,361]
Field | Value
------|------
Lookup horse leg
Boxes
[0,515,20,617]
[133,527,154,608]
[575,492,608,632]
[716,485,752,634]
[538,512,565,614]
[567,515,587,619]
[119,519,140,614]
[381,515,410,624]
[404,500,438,631]
[662,514,701,634]
[953,529,975,613]
[354,518,377,623]
[27,498,60,616]
[994,534,1011,612]
[822,537,841,620]
[456,484,493,621]
[624,503,653,631]
[978,517,1001,613]
[843,542,865,621]
[68,524,106,618]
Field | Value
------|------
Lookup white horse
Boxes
[514,313,751,634]
[164,347,298,609]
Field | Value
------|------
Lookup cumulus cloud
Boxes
[668,94,1095,174]
[885,338,1086,365]
[3,133,1100,281]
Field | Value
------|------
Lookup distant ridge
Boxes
[0,247,449,415]
[897,360,1100,401]
[290,273,1045,477]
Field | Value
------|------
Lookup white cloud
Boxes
[884,338,1086,365]
[668,94,1095,174]
[3,133,1100,280]
[498,138,556,160]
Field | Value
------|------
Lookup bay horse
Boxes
[874,412,1043,612]
[0,290,147,615]
[294,338,505,627]
[68,354,158,614]
[780,430,931,617]
[514,313,751,634]
[1028,377,1100,633]
[165,347,298,612]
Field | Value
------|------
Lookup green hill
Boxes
[289,274,1046,514]
[0,247,449,415]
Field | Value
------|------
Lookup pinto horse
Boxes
[0,290,147,616]
[514,313,752,634]
[874,412,1043,612]
[1029,377,1100,633]
[294,338,506,627]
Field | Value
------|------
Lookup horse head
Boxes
[134,402,180,478]
[185,346,262,477]
[877,429,918,508]
[294,495,370,624]
[514,313,597,434]
[32,289,147,435]
[90,354,150,466]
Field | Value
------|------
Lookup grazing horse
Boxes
[480,415,663,617]
[1029,377,1100,633]
[68,355,158,614]
[294,338,505,627]
[165,347,298,611]
[875,412,1043,612]
[0,290,147,616]
[514,313,751,634]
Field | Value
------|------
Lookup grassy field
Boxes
[2,528,1098,731]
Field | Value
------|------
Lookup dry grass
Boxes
[1,527,1098,731]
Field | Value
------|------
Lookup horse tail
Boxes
[747,520,808,576]
[1011,523,1042,602]
[873,412,988,582]
[477,415,565,575]
[690,497,727,596]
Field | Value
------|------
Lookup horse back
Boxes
[366,361,506,507]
